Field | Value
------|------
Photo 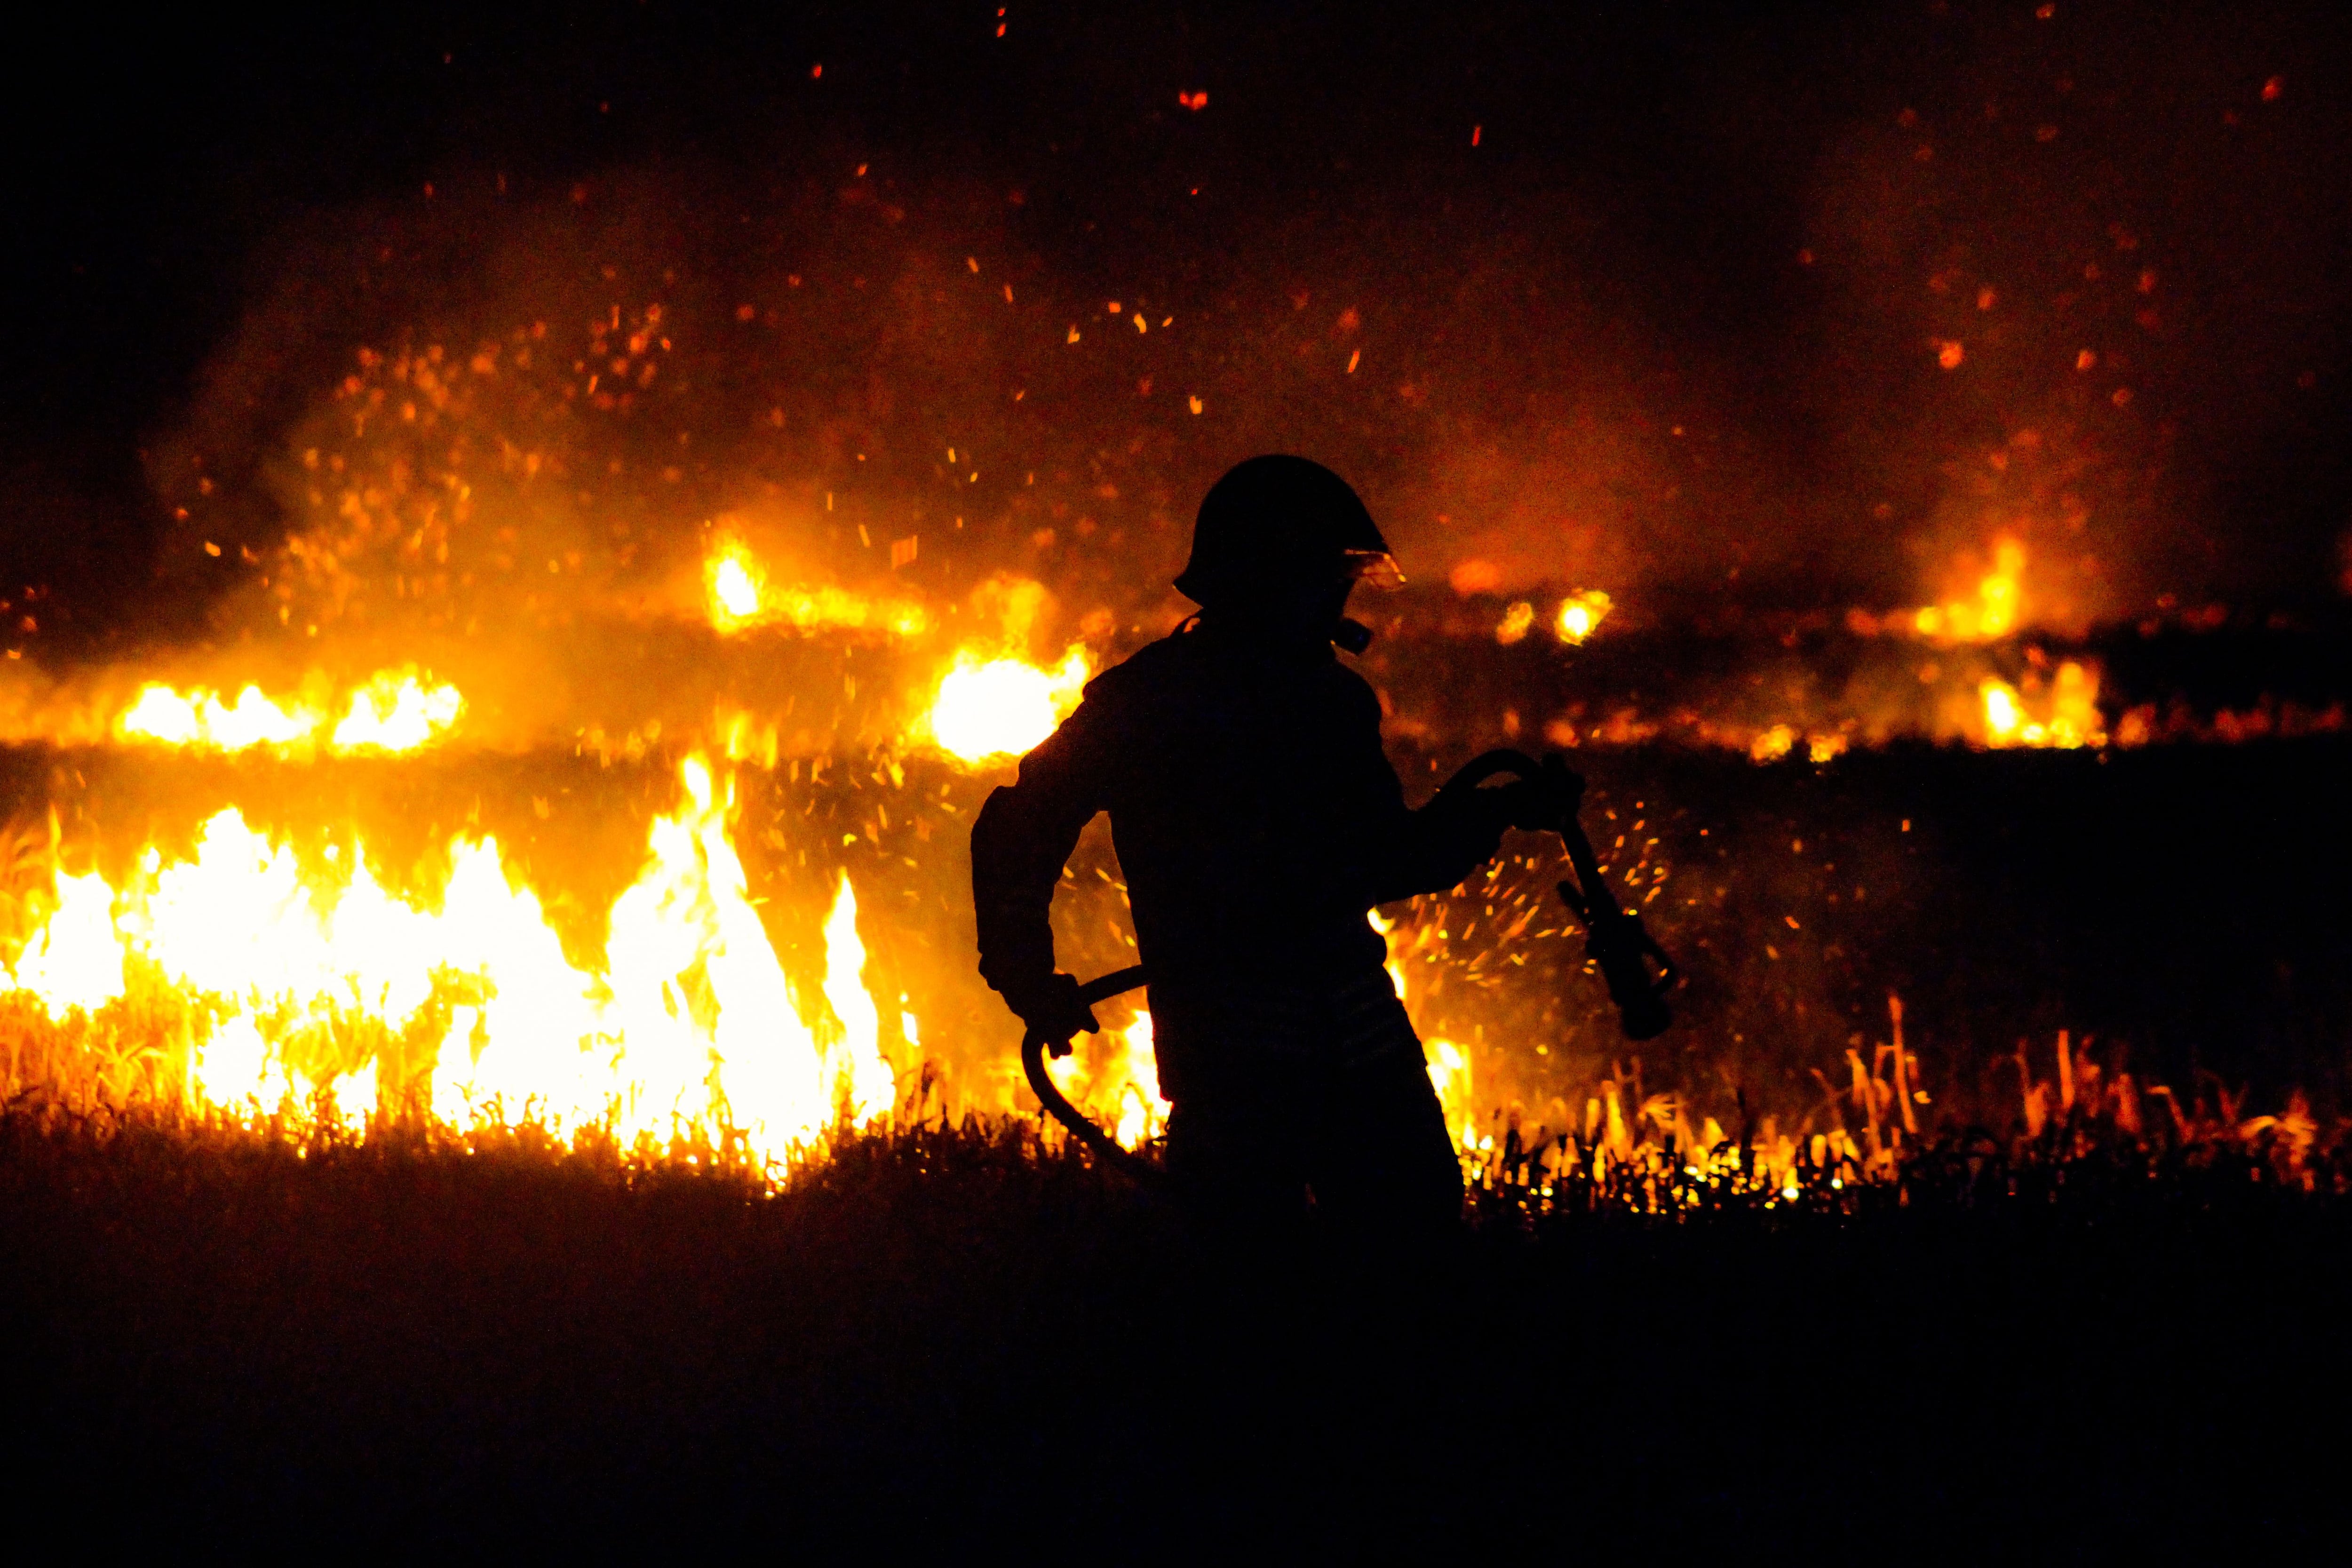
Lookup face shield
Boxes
[1341,549,1405,590]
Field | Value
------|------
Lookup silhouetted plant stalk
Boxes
[1459,1016,2347,1226]
[2,987,2342,1216]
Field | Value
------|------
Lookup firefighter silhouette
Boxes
[971,455,1553,1232]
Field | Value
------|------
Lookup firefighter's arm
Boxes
[1348,685,1544,903]
[969,702,1111,1045]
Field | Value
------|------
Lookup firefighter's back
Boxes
[1083,621,1398,1001]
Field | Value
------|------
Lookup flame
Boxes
[3,754,895,1165]
[1981,679,2026,740]
[1555,589,1613,645]
[8,869,125,1016]
[928,645,1091,764]
[332,669,467,751]
[118,685,311,750]
[1496,591,1611,648]
[705,536,927,637]
[113,668,464,755]
[1978,660,2104,749]
[1910,539,2026,642]
[1042,1006,1168,1151]
[1425,1036,1473,1150]
[709,545,764,627]
[819,871,898,1122]
[1368,906,1477,1144]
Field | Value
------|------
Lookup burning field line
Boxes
[0,613,2343,1207]
[3,976,2338,1219]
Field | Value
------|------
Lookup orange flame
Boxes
[4,754,895,1166]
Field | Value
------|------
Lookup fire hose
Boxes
[1019,748,1678,1176]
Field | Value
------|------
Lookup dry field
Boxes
[0,1082,2344,1555]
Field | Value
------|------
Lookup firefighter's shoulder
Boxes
[1074,628,1193,708]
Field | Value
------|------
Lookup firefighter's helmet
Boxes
[1174,455,1400,608]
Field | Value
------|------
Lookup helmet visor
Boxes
[1342,549,1405,589]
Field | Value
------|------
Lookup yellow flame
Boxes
[1555,589,1613,645]
[1368,907,1476,1142]
[928,645,1091,764]
[706,537,927,637]
[8,869,125,1015]
[1108,1012,1167,1148]
[114,669,463,755]
[118,685,310,750]
[1425,1036,1471,1140]
[1981,679,2026,742]
[820,872,897,1122]
[1976,541,2025,638]
[1041,1007,1168,1151]
[1979,661,2104,749]
[4,755,895,1166]
[1910,540,2026,643]
[1495,601,1535,645]
[710,550,763,626]
[331,670,467,751]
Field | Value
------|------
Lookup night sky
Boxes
[7,1,2351,651]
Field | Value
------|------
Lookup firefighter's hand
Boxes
[1539,751,1586,805]
[1484,780,1561,833]
[1008,972,1100,1058]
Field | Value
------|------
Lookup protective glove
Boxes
[1487,778,1562,833]
[1004,971,1101,1058]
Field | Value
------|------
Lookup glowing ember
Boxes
[1555,589,1613,645]
[929,646,1091,764]
[1495,601,1536,645]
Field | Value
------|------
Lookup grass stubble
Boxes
[0,1073,2346,1557]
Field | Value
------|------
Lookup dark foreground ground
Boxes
[1,1114,2346,1557]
